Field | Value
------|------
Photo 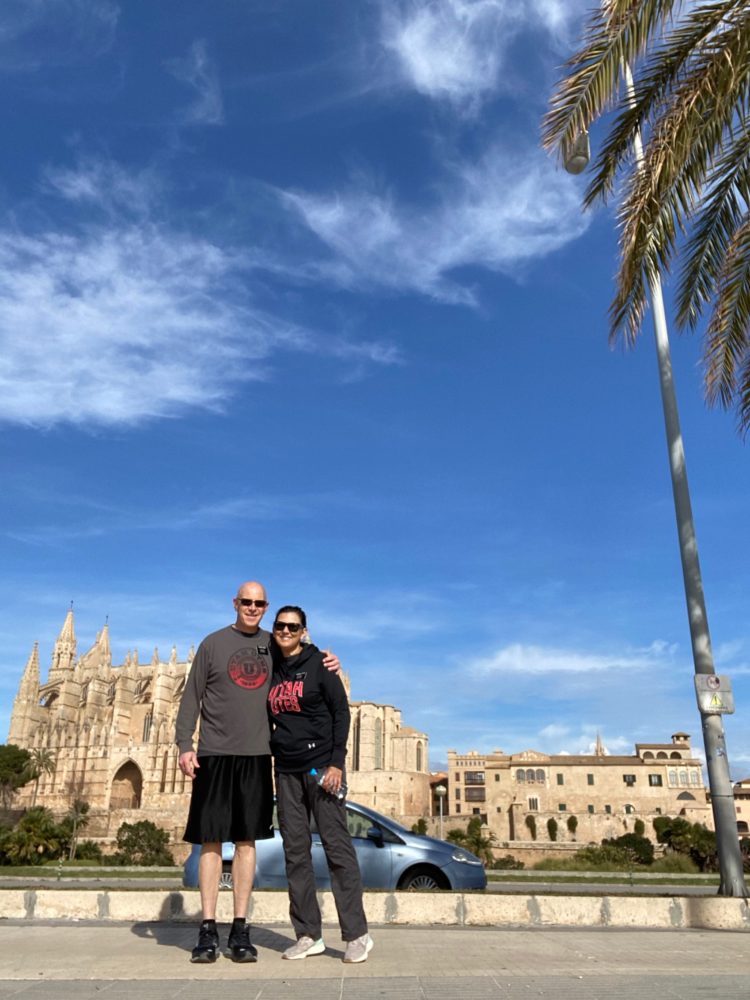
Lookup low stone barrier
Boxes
[1,889,748,930]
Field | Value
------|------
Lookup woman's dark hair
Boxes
[274,605,307,628]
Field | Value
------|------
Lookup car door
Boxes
[344,805,394,888]
[309,804,394,889]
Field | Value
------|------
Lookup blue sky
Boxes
[1,1,748,776]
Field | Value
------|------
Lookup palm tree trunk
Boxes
[623,63,746,897]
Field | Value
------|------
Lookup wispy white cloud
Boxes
[379,0,587,110]
[167,39,224,126]
[0,0,119,72]
[0,160,400,428]
[469,640,677,676]
[282,142,589,303]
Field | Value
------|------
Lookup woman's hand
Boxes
[322,766,343,794]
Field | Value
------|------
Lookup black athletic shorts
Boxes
[183,754,274,845]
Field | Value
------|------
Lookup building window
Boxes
[655,807,662,815]
[465,788,486,802]
[535,769,545,783]
[455,788,461,800]
[558,803,567,812]
[623,774,636,786]
[624,804,635,814]
[454,771,461,782]
[526,768,536,783]
[528,797,539,811]
[495,774,500,782]
[465,771,485,785]
[587,804,594,814]
[352,716,360,771]
[690,770,700,786]
[516,769,526,783]
[648,774,663,787]
[142,712,152,743]
[587,774,594,786]
[496,806,502,812]
[605,804,612,815]
[556,773,564,786]
[679,770,688,786]
[455,805,461,814]
[416,741,423,772]
[668,769,677,786]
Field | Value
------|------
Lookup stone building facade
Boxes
[447,733,714,859]
[8,609,431,847]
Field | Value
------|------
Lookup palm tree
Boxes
[25,749,56,807]
[543,0,748,896]
[65,799,90,861]
[447,817,497,866]
[542,0,750,432]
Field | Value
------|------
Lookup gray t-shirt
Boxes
[175,624,273,756]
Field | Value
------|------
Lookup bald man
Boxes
[176,581,339,964]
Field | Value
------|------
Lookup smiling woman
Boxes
[268,605,373,964]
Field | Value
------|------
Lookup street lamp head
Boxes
[435,784,447,797]
[563,130,590,175]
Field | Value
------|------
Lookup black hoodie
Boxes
[267,642,350,773]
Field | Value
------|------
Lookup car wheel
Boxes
[219,868,233,890]
[399,866,448,891]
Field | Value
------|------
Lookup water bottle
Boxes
[310,767,347,800]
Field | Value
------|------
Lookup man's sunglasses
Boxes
[237,598,268,608]
[273,621,303,634]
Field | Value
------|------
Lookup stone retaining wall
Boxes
[1,889,748,931]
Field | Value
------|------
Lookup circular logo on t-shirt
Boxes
[227,648,269,690]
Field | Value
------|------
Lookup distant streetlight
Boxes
[435,784,447,840]
[564,62,746,896]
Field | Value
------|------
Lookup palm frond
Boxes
[702,215,750,427]
[676,131,750,329]
[542,0,683,159]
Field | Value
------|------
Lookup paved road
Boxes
[0,923,747,999]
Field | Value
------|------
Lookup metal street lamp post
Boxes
[435,784,447,840]
[564,61,746,896]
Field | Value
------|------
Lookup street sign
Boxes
[694,674,735,714]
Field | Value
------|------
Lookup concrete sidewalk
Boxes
[0,923,748,999]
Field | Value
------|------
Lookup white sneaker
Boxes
[343,933,373,964]
[282,936,325,960]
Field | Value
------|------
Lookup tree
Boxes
[653,815,719,872]
[114,820,174,866]
[446,817,498,865]
[0,745,32,809]
[62,799,90,861]
[25,749,56,808]
[567,815,578,839]
[543,0,750,433]
[6,807,64,864]
[603,833,655,865]
[547,817,558,842]
[634,818,646,837]
[525,815,537,841]
[411,818,428,835]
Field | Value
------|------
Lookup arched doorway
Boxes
[111,761,143,809]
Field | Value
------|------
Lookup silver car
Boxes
[183,800,486,892]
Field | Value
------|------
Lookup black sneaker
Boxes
[191,922,220,963]
[227,922,258,963]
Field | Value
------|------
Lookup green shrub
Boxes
[492,854,524,870]
[411,818,428,835]
[602,833,654,866]
[566,815,578,836]
[525,815,537,840]
[113,821,174,866]
[650,853,700,874]
[633,819,645,837]
[547,817,558,841]
[74,840,103,863]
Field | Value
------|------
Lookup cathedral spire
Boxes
[49,604,77,679]
[594,731,606,757]
[19,642,40,697]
